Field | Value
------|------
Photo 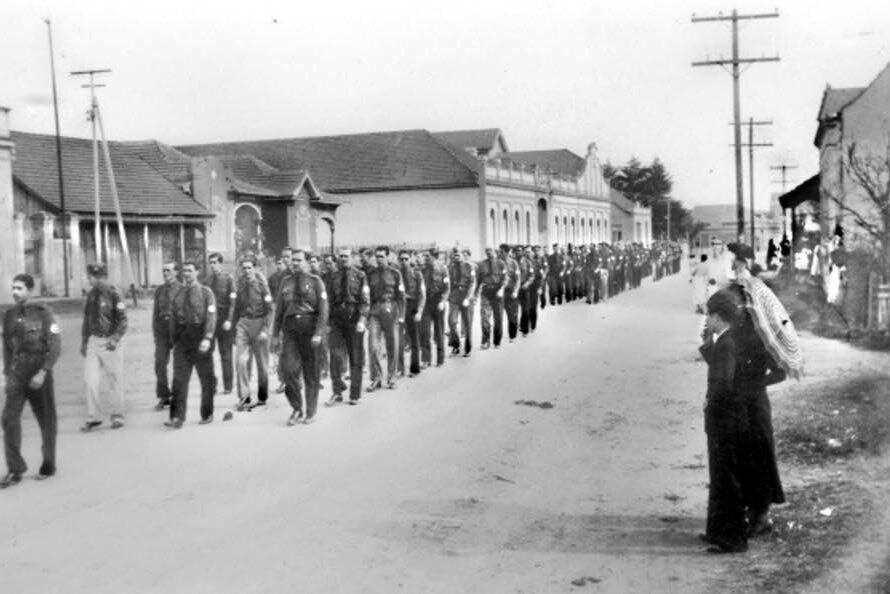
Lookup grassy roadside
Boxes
[738,373,890,591]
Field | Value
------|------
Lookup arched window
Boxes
[570,217,576,244]
[489,208,496,245]
[514,210,520,244]
[525,211,531,244]
[581,218,586,243]
[502,209,509,243]
[554,215,560,244]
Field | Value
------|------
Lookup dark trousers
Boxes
[742,389,786,513]
[448,300,473,354]
[2,371,56,475]
[539,282,547,309]
[519,287,533,335]
[548,276,562,305]
[421,299,446,365]
[330,319,364,401]
[171,333,216,421]
[705,404,749,552]
[213,323,234,392]
[153,329,174,403]
[479,291,504,346]
[281,315,320,419]
[399,302,422,375]
[504,293,520,339]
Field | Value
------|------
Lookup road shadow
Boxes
[377,498,706,557]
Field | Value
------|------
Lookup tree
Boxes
[827,139,890,273]
[605,157,694,240]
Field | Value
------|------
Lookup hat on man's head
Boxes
[727,242,754,261]
[86,262,108,277]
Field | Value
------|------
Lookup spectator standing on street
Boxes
[152,262,180,411]
[80,263,128,432]
[205,252,236,395]
[1,273,61,488]
[699,290,748,554]
[166,261,217,428]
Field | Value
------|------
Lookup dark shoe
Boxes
[348,398,359,406]
[408,371,419,378]
[37,463,55,478]
[164,418,184,429]
[286,410,304,426]
[80,420,102,433]
[110,415,124,430]
[257,385,268,403]
[0,473,22,489]
[199,416,213,425]
[366,381,382,393]
[386,382,397,390]
[462,352,471,358]
[236,397,252,412]
[251,400,266,409]
[154,400,170,411]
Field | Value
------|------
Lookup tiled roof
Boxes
[214,155,311,196]
[817,87,865,121]
[610,188,635,214]
[116,140,193,185]
[432,128,507,154]
[11,131,210,217]
[497,149,586,177]
[177,129,479,193]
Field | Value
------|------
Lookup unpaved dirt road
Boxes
[0,271,878,593]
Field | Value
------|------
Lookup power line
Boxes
[731,118,773,247]
[692,9,780,241]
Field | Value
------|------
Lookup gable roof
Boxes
[11,131,210,218]
[497,149,586,178]
[778,173,820,210]
[177,129,479,193]
[432,128,507,155]
[817,87,865,122]
[610,188,636,215]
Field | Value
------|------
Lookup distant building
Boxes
[813,63,890,246]
[609,188,652,244]
[691,203,782,254]
[179,130,645,254]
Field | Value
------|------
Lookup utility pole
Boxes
[70,68,139,305]
[731,118,773,248]
[771,162,798,245]
[45,18,69,297]
[692,9,780,240]
[71,68,109,263]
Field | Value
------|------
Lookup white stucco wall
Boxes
[333,187,481,253]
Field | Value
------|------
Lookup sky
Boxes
[3,0,890,213]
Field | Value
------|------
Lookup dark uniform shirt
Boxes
[232,275,273,326]
[267,269,286,300]
[273,271,329,337]
[400,264,426,312]
[477,258,507,294]
[448,261,476,304]
[153,280,181,335]
[502,256,519,293]
[367,266,405,306]
[3,303,61,378]
[82,282,128,347]
[204,271,236,326]
[422,261,450,303]
[328,266,370,326]
[172,282,217,341]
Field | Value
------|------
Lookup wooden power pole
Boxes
[692,9,780,240]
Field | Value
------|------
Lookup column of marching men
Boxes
[0,240,683,487]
